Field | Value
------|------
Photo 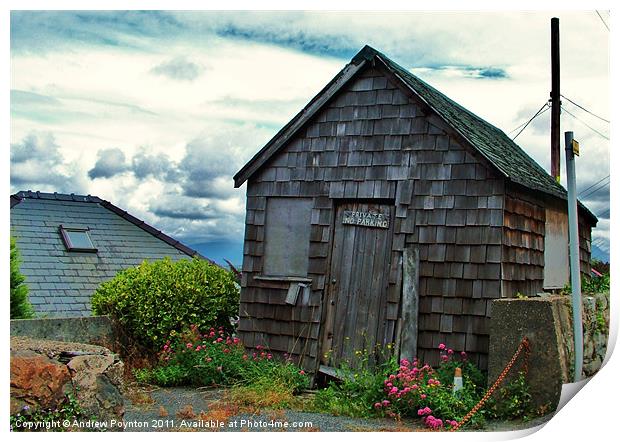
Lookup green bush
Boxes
[582,272,610,294]
[10,237,34,319]
[91,257,239,352]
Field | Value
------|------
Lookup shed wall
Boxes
[501,185,594,298]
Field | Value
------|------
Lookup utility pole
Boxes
[565,131,583,382]
[550,17,561,182]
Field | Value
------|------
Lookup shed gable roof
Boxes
[234,45,596,223]
[11,190,206,260]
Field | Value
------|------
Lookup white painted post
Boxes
[565,131,583,382]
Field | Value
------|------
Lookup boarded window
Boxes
[543,206,570,289]
[263,198,312,276]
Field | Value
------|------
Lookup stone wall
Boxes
[488,293,610,413]
[10,337,124,426]
[11,316,116,347]
[560,291,610,377]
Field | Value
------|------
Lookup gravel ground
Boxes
[123,386,553,433]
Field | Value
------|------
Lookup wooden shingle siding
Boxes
[501,186,546,298]
[578,212,593,277]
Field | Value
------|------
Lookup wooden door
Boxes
[321,201,394,369]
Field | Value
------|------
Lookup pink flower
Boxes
[438,343,446,350]
[374,402,382,409]
[420,394,427,399]
[447,349,454,355]
[242,354,248,360]
[424,415,443,430]
[441,355,449,362]
[216,337,224,343]
[417,407,432,416]
[382,400,390,406]
[390,387,398,395]
[299,370,305,375]
[195,346,202,351]
[186,343,193,348]
[206,357,212,362]
[267,353,272,360]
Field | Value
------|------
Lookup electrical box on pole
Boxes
[564,131,583,382]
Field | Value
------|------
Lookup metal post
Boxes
[565,131,583,381]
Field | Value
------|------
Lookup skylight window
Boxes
[59,225,97,252]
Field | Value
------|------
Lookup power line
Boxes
[592,239,608,248]
[595,10,610,31]
[580,180,610,200]
[597,209,610,219]
[561,94,610,124]
[509,104,550,134]
[579,175,610,197]
[511,102,550,140]
[562,107,610,140]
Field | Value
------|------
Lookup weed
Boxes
[176,405,196,420]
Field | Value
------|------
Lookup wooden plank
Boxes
[399,245,419,362]
[352,223,379,355]
[285,283,301,306]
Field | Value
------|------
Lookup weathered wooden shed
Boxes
[233,45,597,373]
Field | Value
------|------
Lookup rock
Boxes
[10,337,125,427]
[67,354,125,423]
[10,350,72,415]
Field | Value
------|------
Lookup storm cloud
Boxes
[88,148,129,179]
[150,56,205,81]
[10,132,85,192]
[131,150,180,181]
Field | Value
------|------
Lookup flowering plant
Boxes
[376,344,485,430]
[135,324,308,392]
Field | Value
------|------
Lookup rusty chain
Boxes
[449,336,530,432]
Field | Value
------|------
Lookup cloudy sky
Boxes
[9,10,610,264]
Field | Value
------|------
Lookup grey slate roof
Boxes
[10,191,205,317]
[234,45,596,223]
